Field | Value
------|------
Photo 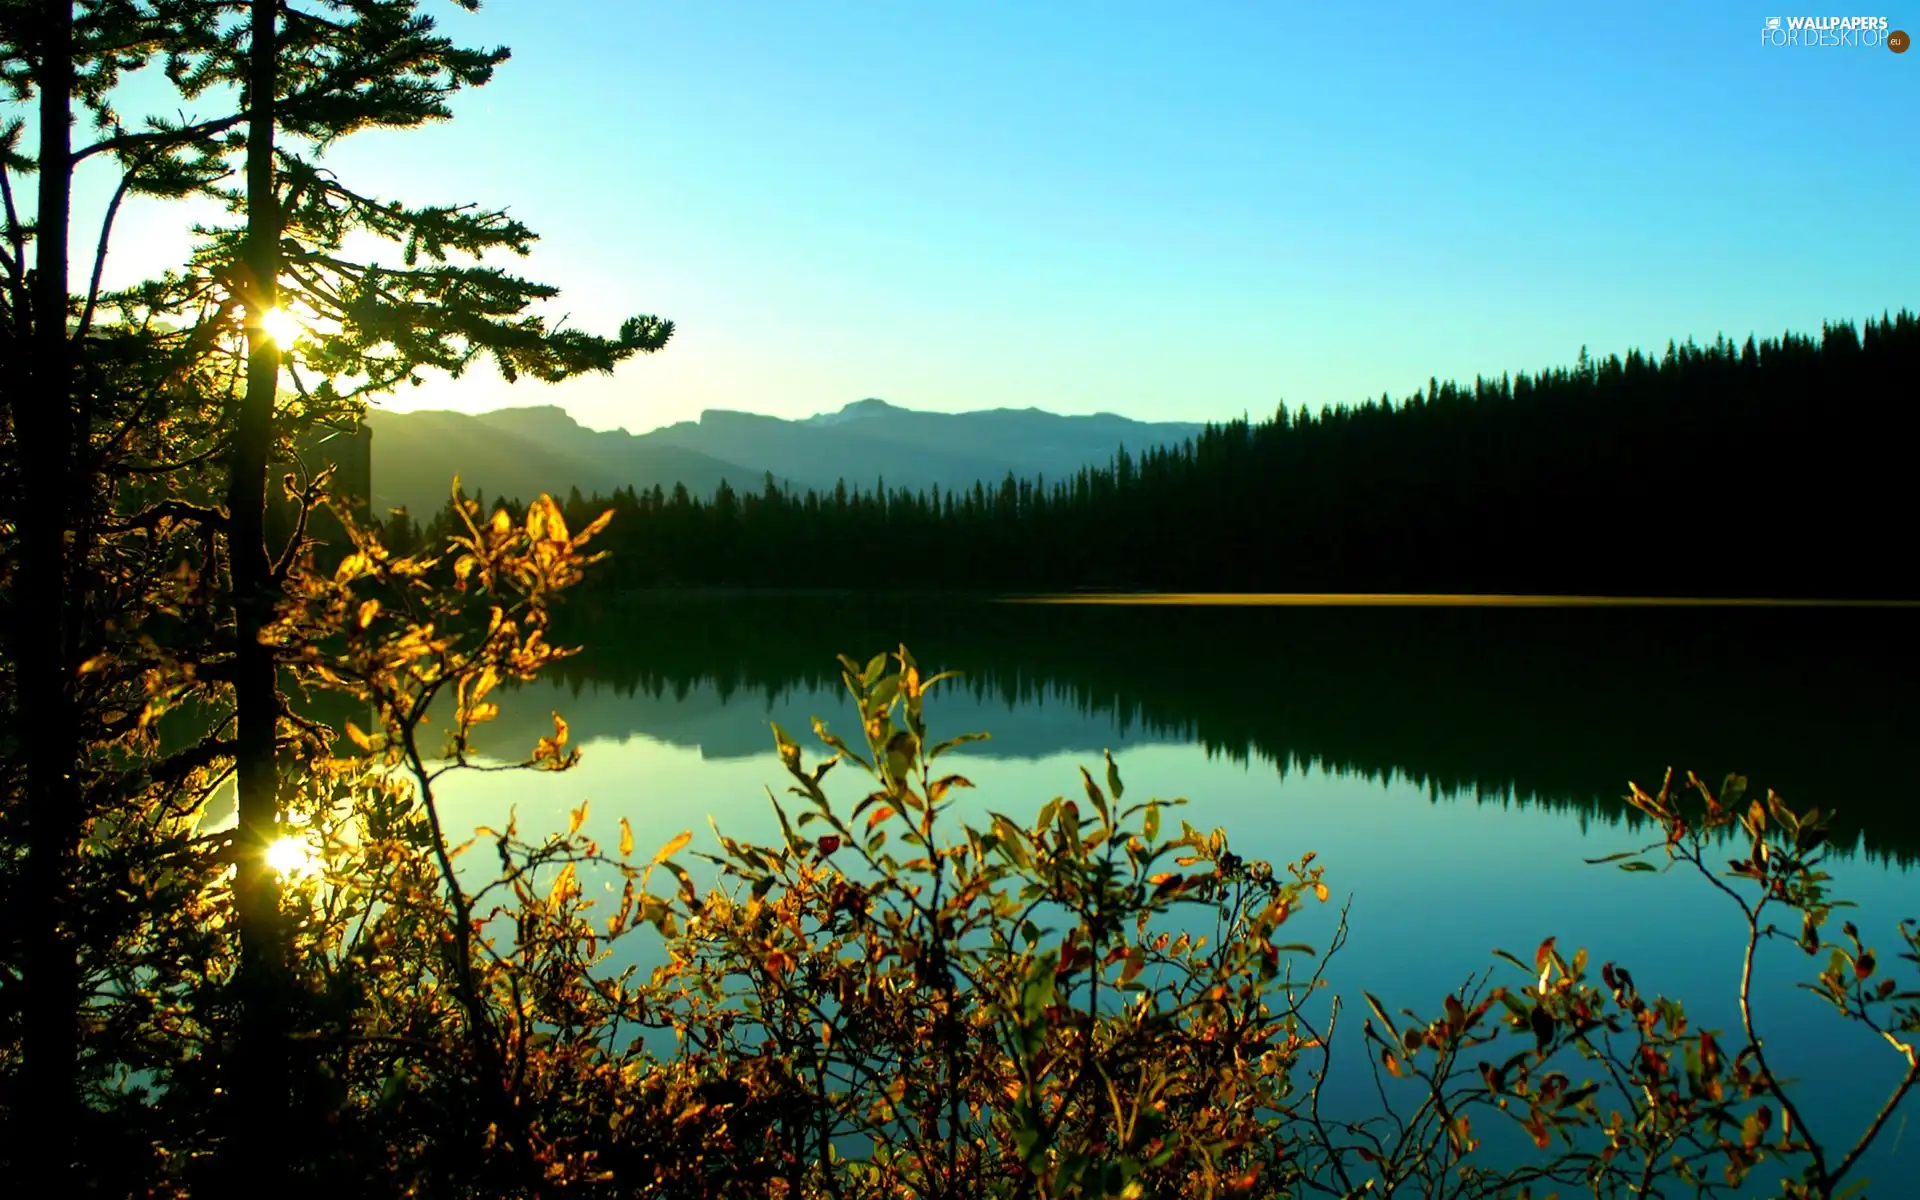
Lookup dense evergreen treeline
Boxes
[388,311,1920,596]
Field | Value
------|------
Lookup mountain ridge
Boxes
[365,398,1204,519]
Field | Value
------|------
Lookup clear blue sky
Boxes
[93,1,1918,432]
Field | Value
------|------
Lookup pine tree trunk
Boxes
[225,0,288,1181]
[14,0,81,1188]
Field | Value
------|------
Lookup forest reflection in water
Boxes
[508,594,1920,863]
[419,594,1920,1183]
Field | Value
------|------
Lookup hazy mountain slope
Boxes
[802,398,1204,473]
[365,407,755,518]
[368,398,1206,516]
[644,398,1204,493]
[641,407,1020,494]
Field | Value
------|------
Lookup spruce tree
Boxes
[0,3,255,1185]
[4,0,674,1184]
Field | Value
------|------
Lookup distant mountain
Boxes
[652,397,1205,495]
[365,399,1203,518]
[646,398,1204,495]
[363,407,755,519]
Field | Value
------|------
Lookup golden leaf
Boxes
[469,666,499,706]
[619,817,634,858]
[549,862,578,907]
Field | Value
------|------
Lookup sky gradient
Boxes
[91,1,1918,433]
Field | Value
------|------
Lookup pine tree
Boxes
[0,3,254,1184]
[0,0,678,1180]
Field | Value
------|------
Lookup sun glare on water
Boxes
[265,835,319,878]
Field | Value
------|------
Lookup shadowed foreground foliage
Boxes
[2,484,1917,1196]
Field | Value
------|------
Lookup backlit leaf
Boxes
[1364,992,1398,1038]
[1535,937,1557,972]
[1080,766,1108,825]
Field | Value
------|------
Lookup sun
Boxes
[265,834,319,878]
[258,306,304,347]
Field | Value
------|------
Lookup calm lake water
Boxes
[437,597,1919,1188]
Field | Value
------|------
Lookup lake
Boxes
[436,596,1920,1188]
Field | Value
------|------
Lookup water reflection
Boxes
[502,597,1920,861]
[429,598,1917,1185]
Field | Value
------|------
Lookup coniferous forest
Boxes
[388,313,1920,598]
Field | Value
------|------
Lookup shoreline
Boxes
[571,587,1920,608]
